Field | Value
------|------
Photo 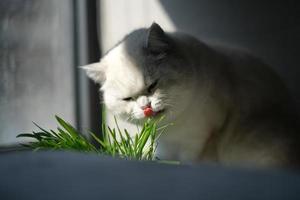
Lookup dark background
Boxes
[160,0,300,112]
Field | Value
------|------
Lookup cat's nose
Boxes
[137,96,150,109]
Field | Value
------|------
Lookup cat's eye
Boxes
[147,80,158,94]
[122,97,133,101]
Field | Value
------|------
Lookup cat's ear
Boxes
[81,62,106,84]
[146,22,170,56]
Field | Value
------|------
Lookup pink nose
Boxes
[143,107,154,117]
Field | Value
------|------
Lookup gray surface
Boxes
[159,0,300,112]
[1,151,300,200]
[0,0,75,145]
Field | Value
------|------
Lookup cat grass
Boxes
[17,115,170,161]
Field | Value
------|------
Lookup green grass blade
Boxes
[17,115,172,162]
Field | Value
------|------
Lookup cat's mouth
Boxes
[150,109,165,118]
[142,105,166,118]
[155,109,165,115]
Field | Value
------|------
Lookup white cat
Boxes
[84,23,300,169]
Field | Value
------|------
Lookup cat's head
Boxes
[83,23,192,123]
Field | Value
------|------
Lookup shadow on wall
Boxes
[159,0,300,113]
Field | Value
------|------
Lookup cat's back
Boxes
[171,33,294,119]
[202,44,300,167]
[210,44,290,112]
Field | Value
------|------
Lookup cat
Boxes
[83,22,300,169]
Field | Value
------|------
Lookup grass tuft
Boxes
[17,115,170,161]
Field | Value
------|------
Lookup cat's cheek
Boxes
[150,98,164,112]
[132,104,145,119]
[124,102,135,114]
[134,111,145,119]
[103,96,126,115]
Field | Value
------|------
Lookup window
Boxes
[0,0,101,148]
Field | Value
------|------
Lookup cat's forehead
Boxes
[102,44,147,98]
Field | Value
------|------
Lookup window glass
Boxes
[0,0,75,146]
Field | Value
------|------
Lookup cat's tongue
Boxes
[143,107,154,117]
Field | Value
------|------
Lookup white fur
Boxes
[84,44,169,121]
